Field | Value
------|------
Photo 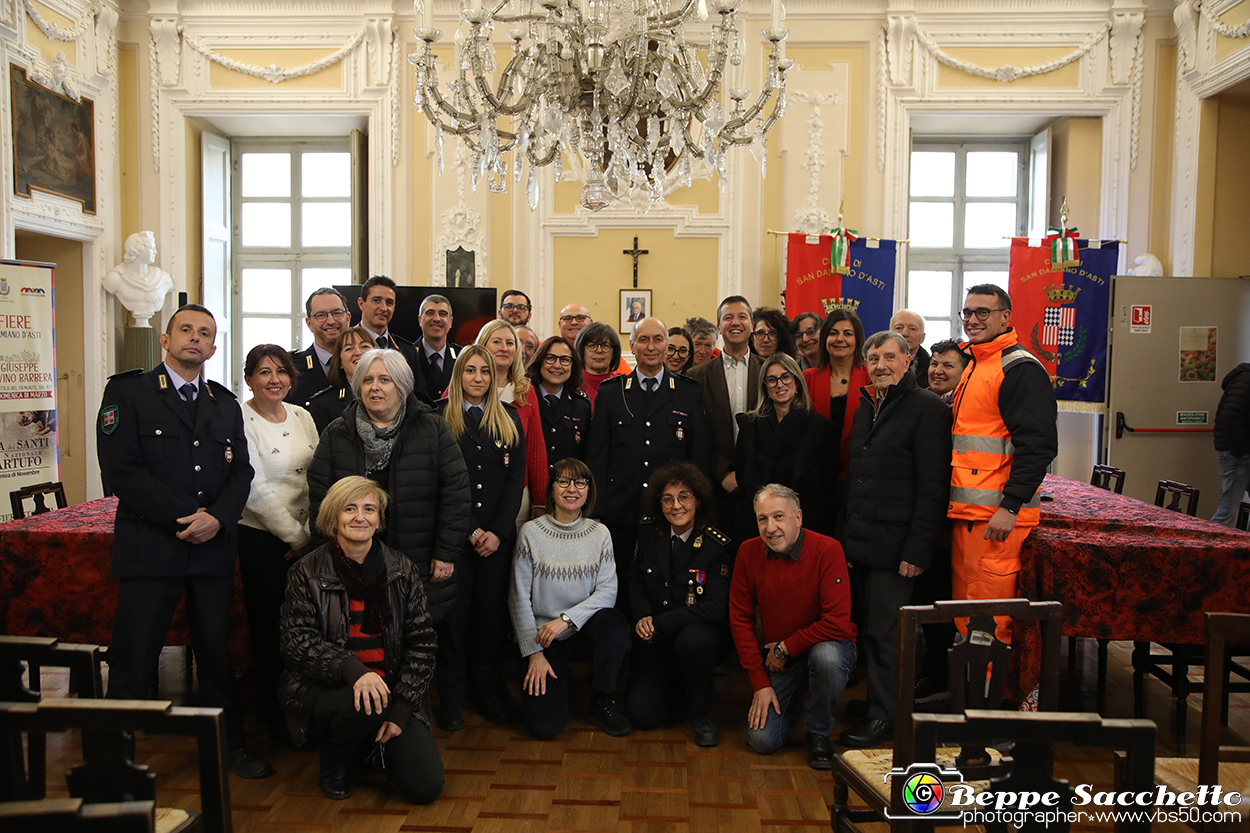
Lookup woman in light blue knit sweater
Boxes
[509,458,631,739]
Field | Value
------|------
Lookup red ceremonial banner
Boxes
[785,233,839,317]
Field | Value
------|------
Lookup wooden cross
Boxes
[623,236,649,288]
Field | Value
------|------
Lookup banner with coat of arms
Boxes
[784,233,897,336]
[1007,238,1118,413]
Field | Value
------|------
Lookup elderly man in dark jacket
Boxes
[837,331,952,748]
[1211,363,1250,525]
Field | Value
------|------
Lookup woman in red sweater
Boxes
[801,309,871,480]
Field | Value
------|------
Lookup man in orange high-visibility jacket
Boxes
[948,284,1057,643]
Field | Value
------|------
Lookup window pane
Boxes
[242,269,292,314]
[302,152,352,197]
[241,153,291,197]
[241,203,292,247]
[907,271,952,317]
[302,203,352,247]
[910,152,955,197]
[964,203,1015,248]
[963,271,1010,296]
[301,268,353,308]
[925,318,952,344]
[966,151,1018,197]
[909,202,954,248]
[242,317,295,353]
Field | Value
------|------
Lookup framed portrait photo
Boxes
[10,65,96,214]
[620,289,652,334]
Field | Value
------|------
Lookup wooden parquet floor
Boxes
[24,639,1250,832]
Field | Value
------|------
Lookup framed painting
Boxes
[620,289,652,334]
[10,65,95,214]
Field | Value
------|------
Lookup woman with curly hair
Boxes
[750,307,797,360]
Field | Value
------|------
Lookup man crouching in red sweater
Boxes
[728,483,857,770]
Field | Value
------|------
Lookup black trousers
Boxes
[607,525,639,621]
[911,546,955,686]
[851,566,915,722]
[624,621,720,729]
[107,573,242,742]
[236,525,294,724]
[311,684,443,805]
[519,607,627,740]
[436,540,514,708]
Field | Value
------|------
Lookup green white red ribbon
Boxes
[1047,225,1080,269]
[829,226,859,275]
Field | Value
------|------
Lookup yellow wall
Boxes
[1211,93,1250,276]
[208,50,342,89]
[1149,41,1176,272]
[119,45,140,245]
[1216,3,1250,61]
[25,2,78,65]
[1048,117,1102,235]
[937,47,1080,90]
[408,40,437,286]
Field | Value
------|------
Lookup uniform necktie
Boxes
[642,376,657,405]
[671,534,680,558]
[179,383,198,419]
[376,334,390,349]
[430,351,441,375]
[545,394,559,411]
[467,405,483,428]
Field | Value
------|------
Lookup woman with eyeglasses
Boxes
[624,462,733,747]
[664,327,695,375]
[528,336,592,477]
[306,326,377,434]
[802,309,871,480]
[736,353,839,538]
[509,458,631,739]
[574,322,624,408]
[749,307,797,360]
[791,312,822,371]
[434,345,527,730]
[477,320,548,521]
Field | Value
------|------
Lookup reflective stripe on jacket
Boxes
[949,329,1044,526]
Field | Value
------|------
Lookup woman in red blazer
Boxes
[801,309,871,479]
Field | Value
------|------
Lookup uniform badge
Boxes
[686,579,696,606]
[575,430,582,444]
[306,355,315,369]
[504,452,510,467]
[100,406,118,435]
[676,426,684,441]
[720,564,729,577]
[693,534,703,550]
[225,447,233,463]
[158,374,168,390]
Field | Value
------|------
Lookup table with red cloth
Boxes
[0,497,249,661]
[1015,474,1250,703]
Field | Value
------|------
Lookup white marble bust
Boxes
[103,231,175,328]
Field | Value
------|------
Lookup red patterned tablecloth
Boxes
[1017,474,1250,698]
[0,497,248,659]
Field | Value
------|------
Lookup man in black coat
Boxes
[356,275,430,403]
[1211,362,1250,524]
[891,309,930,390]
[413,294,461,398]
[96,304,271,778]
[288,287,348,407]
[586,318,711,615]
[837,331,952,749]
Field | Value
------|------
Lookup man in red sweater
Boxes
[728,484,857,770]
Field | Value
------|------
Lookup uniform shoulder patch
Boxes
[205,379,238,399]
[99,404,120,434]
[640,515,658,526]
[107,367,144,380]
[704,525,732,546]
[572,387,590,400]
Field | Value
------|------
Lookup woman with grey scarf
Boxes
[306,348,471,625]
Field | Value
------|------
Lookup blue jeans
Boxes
[746,640,857,754]
[1211,450,1250,526]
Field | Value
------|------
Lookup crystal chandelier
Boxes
[408,0,791,211]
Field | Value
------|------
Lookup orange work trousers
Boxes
[950,519,1032,644]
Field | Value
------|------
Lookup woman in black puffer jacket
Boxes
[307,348,470,623]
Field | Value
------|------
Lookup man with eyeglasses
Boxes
[289,287,349,407]
[499,290,533,327]
[837,332,951,749]
[948,285,1057,645]
[558,303,594,344]
[517,326,540,367]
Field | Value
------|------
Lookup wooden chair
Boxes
[0,698,232,833]
[0,798,156,832]
[906,710,1156,833]
[831,599,1064,832]
[1152,612,1250,833]
[8,481,67,520]
[1236,500,1250,531]
[1155,478,1199,516]
[1090,463,1125,494]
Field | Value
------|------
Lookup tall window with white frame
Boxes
[906,141,1028,345]
[232,139,353,392]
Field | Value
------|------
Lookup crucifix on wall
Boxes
[623,236,649,288]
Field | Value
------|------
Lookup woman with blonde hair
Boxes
[433,345,526,730]
[477,319,548,520]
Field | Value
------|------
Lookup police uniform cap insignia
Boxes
[100,405,119,434]
[158,374,169,390]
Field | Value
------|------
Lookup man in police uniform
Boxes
[288,287,348,407]
[413,294,460,397]
[97,304,271,778]
[585,317,710,617]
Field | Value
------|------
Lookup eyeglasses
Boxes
[666,345,690,358]
[543,354,573,367]
[960,307,1005,321]
[554,476,589,490]
[560,314,592,324]
[585,341,613,353]
[310,309,348,322]
[753,329,777,341]
[501,303,531,313]
[796,326,819,339]
[764,373,795,388]
[660,491,695,507]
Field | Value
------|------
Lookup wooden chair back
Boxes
[1200,612,1250,788]
[909,710,1156,833]
[1236,501,1250,531]
[1155,479,1200,516]
[0,797,155,831]
[1090,464,1125,494]
[8,481,67,520]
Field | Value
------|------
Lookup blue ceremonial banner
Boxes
[842,238,897,336]
[1008,238,1117,412]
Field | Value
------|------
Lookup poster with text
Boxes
[0,261,58,522]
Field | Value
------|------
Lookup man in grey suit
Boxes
[687,295,762,537]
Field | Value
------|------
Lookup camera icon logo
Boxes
[883,762,965,821]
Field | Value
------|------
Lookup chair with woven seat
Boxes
[831,598,1064,832]
[9,481,67,520]
[1152,612,1250,833]
[1090,463,1125,494]
[906,710,1156,833]
[1155,479,1199,515]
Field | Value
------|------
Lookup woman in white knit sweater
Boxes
[238,343,320,742]
[509,458,630,740]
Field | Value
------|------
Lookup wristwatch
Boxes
[560,613,575,629]
[772,642,788,660]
